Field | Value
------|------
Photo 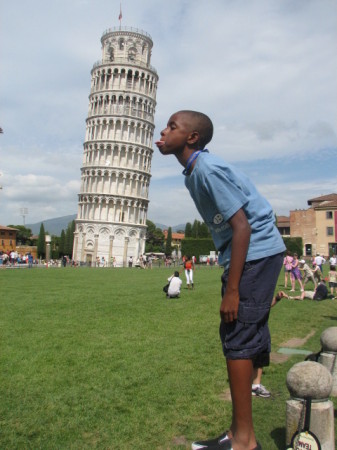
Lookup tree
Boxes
[145,220,165,252]
[191,220,200,238]
[7,225,32,245]
[59,220,76,257]
[59,230,66,256]
[165,227,172,256]
[69,220,75,253]
[185,222,192,238]
[51,235,60,259]
[37,223,46,258]
[199,222,211,238]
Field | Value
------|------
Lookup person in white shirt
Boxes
[329,254,337,268]
[314,254,326,274]
[167,271,182,298]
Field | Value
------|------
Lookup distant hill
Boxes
[155,223,186,232]
[27,215,77,235]
[25,215,186,236]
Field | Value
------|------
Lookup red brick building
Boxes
[290,193,337,257]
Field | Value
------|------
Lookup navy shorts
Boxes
[220,252,283,365]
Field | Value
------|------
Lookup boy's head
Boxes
[177,110,213,149]
[174,271,180,277]
[156,110,213,155]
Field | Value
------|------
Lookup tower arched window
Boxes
[128,47,137,61]
[127,70,133,89]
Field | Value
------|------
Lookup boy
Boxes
[156,111,285,450]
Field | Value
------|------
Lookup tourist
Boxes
[286,280,328,301]
[165,271,182,298]
[329,254,337,268]
[328,265,337,297]
[314,254,326,275]
[156,110,285,450]
[312,261,323,283]
[184,255,194,290]
[298,259,316,289]
[290,253,304,292]
[283,250,293,288]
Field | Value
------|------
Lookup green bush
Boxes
[283,237,303,256]
[181,238,216,261]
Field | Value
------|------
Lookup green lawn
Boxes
[1,266,336,449]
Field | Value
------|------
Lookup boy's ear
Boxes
[187,131,200,146]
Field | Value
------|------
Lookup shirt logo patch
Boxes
[213,214,224,225]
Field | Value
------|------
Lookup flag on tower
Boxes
[118,4,122,21]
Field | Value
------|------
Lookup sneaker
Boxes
[191,431,229,449]
[252,384,271,398]
[192,436,262,450]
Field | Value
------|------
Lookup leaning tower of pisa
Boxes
[72,26,158,266]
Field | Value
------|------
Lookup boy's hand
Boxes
[220,289,239,322]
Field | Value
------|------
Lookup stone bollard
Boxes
[319,326,337,396]
[286,361,334,450]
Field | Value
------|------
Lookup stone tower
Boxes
[73,26,158,266]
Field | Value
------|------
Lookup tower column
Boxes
[80,232,86,262]
[123,237,129,267]
[108,235,114,265]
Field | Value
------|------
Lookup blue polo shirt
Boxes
[184,151,285,268]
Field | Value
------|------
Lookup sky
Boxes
[1,0,336,228]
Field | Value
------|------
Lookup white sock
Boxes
[252,384,260,389]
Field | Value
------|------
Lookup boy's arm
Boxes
[220,208,251,323]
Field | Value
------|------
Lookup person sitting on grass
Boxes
[283,280,328,301]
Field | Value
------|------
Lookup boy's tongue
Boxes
[155,140,164,148]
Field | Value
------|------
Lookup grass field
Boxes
[1,265,336,449]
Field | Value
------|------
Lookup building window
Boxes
[326,211,333,219]
[305,244,312,256]
[327,227,334,236]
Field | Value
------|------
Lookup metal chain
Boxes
[293,399,307,449]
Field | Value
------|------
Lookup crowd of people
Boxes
[283,252,337,299]
[0,250,35,267]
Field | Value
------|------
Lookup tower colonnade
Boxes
[73,26,158,266]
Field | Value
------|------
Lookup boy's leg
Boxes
[227,358,257,450]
